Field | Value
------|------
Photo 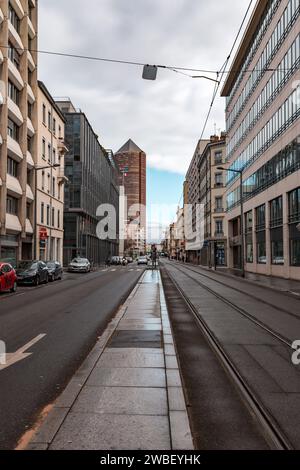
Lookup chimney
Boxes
[210,135,219,143]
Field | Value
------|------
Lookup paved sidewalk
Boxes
[26,270,193,450]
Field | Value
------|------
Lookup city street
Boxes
[0,266,145,450]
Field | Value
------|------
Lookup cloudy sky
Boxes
[38,0,254,230]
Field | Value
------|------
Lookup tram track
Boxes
[162,262,294,450]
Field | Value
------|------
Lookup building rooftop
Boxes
[116,139,144,154]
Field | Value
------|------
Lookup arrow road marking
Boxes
[0,334,46,371]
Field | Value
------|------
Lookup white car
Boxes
[68,258,91,273]
[137,256,148,265]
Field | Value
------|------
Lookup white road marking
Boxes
[0,334,46,371]
[111,269,116,272]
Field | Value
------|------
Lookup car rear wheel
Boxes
[10,281,17,293]
[34,276,40,286]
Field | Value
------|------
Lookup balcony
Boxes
[57,168,69,185]
[27,117,35,136]
[214,231,225,238]
[57,138,69,155]
[6,174,22,197]
[27,16,36,39]
[8,59,24,90]
[7,135,23,161]
[8,21,25,53]
[6,214,22,233]
[7,97,24,126]
[27,83,35,104]
[25,218,33,234]
[26,184,34,202]
[27,50,36,71]
[10,0,24,18]
[26,150,34,168]
[214,207,224,213]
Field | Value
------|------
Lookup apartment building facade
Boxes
[56,99,119,266]
[198,135,228,267]
[185,139,209,263]
[222,0,300,279]
[36,81,68,264]
[0,0,38,266]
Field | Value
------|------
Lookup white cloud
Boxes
[38,0,254,175]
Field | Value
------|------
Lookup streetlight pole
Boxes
[217,167,245,278]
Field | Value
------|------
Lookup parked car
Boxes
[126,257,133,263]
[0,262,17,293]
[16,261,49,286]
[46,261,63,281]
[68,258,91,273]
[111,256,121,265]
[137,256,148,265]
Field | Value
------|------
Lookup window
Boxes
[288,187,300,223]
[53,149,56,165]
[7,118,19,141]
[57,210,60,229]
[290,240,300,266]
[48,144,51,162]
[245,211,253,263]
[28,101,33,119]
[41,203,44,224]
[256,204,266,231]
[47,174,50,193]
[8,42,20,69]
[7,157,18,177]
[8,80,19,104]
[215,173,223,187]
[215,197,223,212]
[46,205,50,225]
[28,136,33,153]
[257,238,267,264]
[52,177,55,197]
[6,196,18,215]
[52,208,55,226]
[9,5,20,32]
[53,118,56,135]
[58,125,62,138]
[271,240,284,265]
[270,196,283,227]
[42,138,46,159]
[48,111,51,130]
[214,151,223,165]
[42,104,46,124]
[26,203,31,219]
[215,219,223,235]
[41,171,45,191]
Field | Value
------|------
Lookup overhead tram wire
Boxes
[0,42,295,75]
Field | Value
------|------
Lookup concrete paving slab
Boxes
[86,367,166,388]
[97,349,165,368]
[166,369,182,387]
[50,413,171,450]
[72,386,168,416]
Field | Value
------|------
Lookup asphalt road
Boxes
[0,265,145,450]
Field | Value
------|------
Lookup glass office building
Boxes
[221,0,300,279]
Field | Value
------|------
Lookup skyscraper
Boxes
[115,139,146,256]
